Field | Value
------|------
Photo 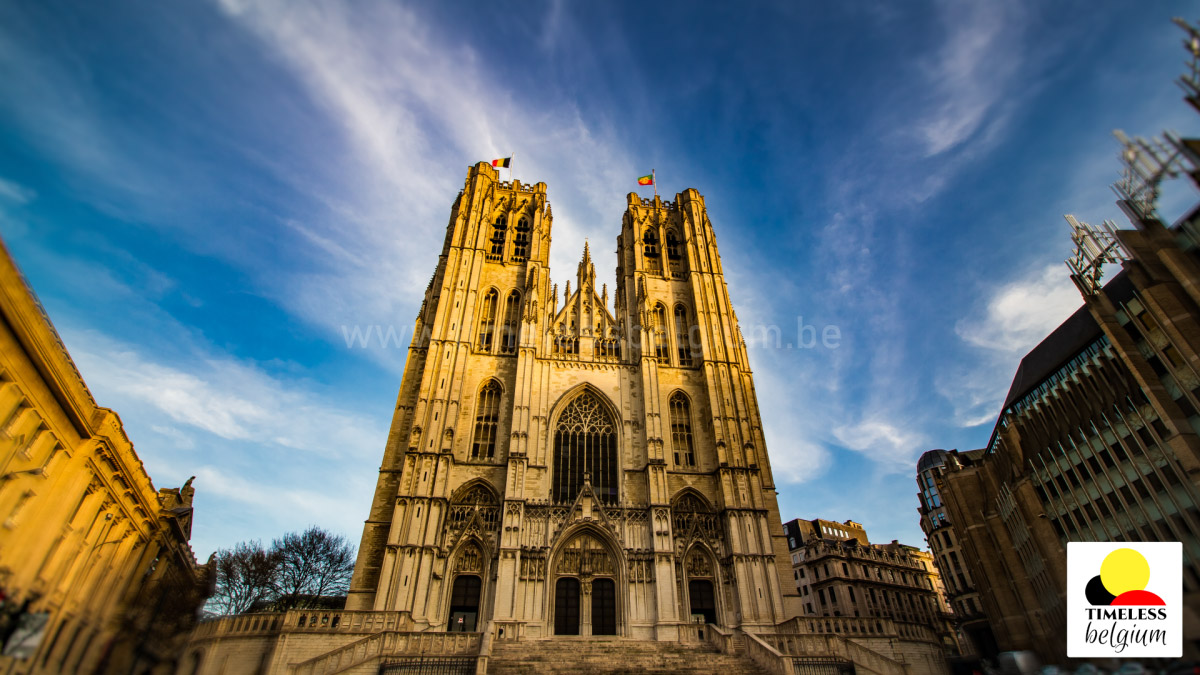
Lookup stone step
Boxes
[488,639,770,675]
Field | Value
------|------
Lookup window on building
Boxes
[668,392,695,466]
[552,392,618,503]
[489,215,507,260]
[499,291,521,354]
[477,290,498,351]
[471,380,502,459]
[643,229,661,273]
[652,304,669,364]
[666,230,685,278]
[511,217,531,261]
[674,304,694,366]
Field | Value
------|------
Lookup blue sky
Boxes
[1,0,1197,560]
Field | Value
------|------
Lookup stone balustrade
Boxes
[773,615,939,644]
[755,633,906,675]
[740,630,794,675]
[192,610,409,641]
[290,630,481,675]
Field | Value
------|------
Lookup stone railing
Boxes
[476,621,494,675]
[773,616,939,644]
[285,609,408,633]
[492,620,525,641]
[756,633,906,675]
[741,630,794,675]
[704,624,735,655]
[192,612,285,639]
[290,630,481,675]
[192,610,409,641]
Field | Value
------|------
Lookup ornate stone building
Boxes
[346,161,799,638]
[181,165,952,675]
[781,518,960,655]
[0,240,207,675]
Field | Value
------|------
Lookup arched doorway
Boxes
[449,575,481,631]
[552,531,620,636]
[554,578,580,635]
[688,580,716,624]
[684,547,719,625]
[592,578,617,635]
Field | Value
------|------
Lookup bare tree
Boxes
[207,540,280,616]
[272,526,356,610]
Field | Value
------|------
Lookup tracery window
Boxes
[552,393,617,504]
[666,230,684,278]
[489,216,507,261]
[669,392,695,467]
[477,290,498,351]
[643,229,661,273]
[652,304,669,364]
[674,304,693,367]
[471,380,502,459]
[512,217,531,261]
[500,291,521,355]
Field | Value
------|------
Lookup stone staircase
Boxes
[487,638,770,675]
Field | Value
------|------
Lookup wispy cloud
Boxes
[0,177,35,205]
[66,329,384,456]
[915,1,1027,158]
[211,0,641,351]
[937,263,1082,427]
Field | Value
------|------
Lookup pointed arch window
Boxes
[512,217,531,261]
[477,290,498,351]
[643,229,661,273]
[652,304,669,364]
[674,304,694,367]
[669,392,695,467]
[500,291,522,355]
[471,380,503,459]
[488,216,507,261]
[552,393,617,504]
[666,231,685,278]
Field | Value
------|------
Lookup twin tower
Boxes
[346,161,799,639]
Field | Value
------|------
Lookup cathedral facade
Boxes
[346,162,800,639]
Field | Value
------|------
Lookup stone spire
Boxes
[577,241,596,294]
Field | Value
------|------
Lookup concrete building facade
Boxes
[929,31,1200,663]
[915,449,995,658]
[0,241,206,675]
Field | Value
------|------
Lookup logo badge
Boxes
[1067,542,1181,658]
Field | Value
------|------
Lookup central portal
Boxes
[552,532,619,636]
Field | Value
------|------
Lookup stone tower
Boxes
[346,162,800,639]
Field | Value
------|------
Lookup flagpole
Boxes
[511,152,516,182]
[652,169,657,198]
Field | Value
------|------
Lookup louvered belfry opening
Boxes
[552,392,618,504]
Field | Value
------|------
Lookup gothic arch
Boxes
[469,379,504,460]
[476,288,501,352]
[667,391,696,467]
[449,478,500,505]
[680,541,723,626]
[546,523,627,636]
[670,487,713,513]
[548,385,622,504]
[443,533,492,631]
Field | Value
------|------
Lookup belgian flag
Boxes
[492,157,512,168]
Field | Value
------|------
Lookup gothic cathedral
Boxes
[346,162,800,640]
